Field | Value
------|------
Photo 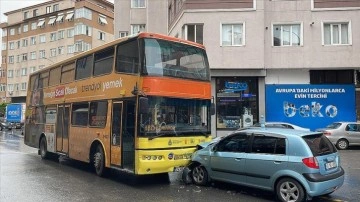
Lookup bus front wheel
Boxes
[40,137,48,159]
[93,145,106,177]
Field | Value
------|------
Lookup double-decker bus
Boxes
[24,32,213,176]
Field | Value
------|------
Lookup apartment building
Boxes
[0,0,114,103]
[116,0,360,136]
[114,0,168,38]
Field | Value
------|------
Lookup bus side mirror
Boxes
[210,103,215,115]
[139,97,149,114]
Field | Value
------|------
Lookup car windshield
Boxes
[140,38,210,81]
[303,133,336,156]
[139,96,211,138]
[325,122,342,129]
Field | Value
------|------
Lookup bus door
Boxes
[110,102,123,167]
[56,104,70,154]
[122,101,136,171]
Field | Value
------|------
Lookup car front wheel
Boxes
[336,139,349,150]
[191,164,208,186]
[276,178,305,202]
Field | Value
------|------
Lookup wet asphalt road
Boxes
[0,130,358,202]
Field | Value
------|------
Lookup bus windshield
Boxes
[141,38,210,81]
[139,96,211,138]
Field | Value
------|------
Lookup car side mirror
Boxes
[212,144,218,152]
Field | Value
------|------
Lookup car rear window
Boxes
[326,122,341,129]
[303,133,336,156]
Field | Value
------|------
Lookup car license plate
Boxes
[325,161,337,170]
[173,166,184,172]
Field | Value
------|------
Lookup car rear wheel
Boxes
[276,178,305,202]
[336,139,349,150]
[191,164,208,186]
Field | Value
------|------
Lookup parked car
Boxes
[316,122,360,150]
[184,128,344,202]
[0,121,12,131]
[252,122,310,131]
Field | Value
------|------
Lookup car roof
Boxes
[238,127,320,137]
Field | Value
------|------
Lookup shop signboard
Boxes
[265,84,356,131]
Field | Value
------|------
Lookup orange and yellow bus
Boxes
[24,32,213,176]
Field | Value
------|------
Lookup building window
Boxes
[21,68,27,76]
[50,32,57,41]
[75,8,92,20]
[31,22,37,30]
[16,41,20,49]
[18,26,21,35]
[98,15,108,25]
[183,24,203,44]
[16,55,21,63]
[67,28,74,38]
[39,50,46,59]
[1,56,6,64]
[66,11,74,21]
[119,31,128,38]
[68,45,74,54]
[48,17,56,26]
[9,42,15,50]
[50,48,57,57]
[323,22,351,45]
[131,0,146,8]
[221,23,244,46]
[30,66,36,73]
[310,70,353,84]
[8,56,14,64]
[21,82,27,91]
[58,46,65,55]
[33,9,38,17]
[40,35,46,43]
[56,14,64,23]
[58,30,65,39]
[10,28,15,35]
[2,29,7,37]
[1,43,6,50]
[37,19,45,28]
[30,52,36,60]
[0,84,6,92]
[131,24,145,35]
[53,4,59,12]
[8,70,14,78]
[24,11,29,19]
[22,53,28,61]
[30,37,36,45]
[216,77,258,130]
[46,6,52,14]
[273,24,301,46]
[23,24,29,32]
[22,39,28,47]
[98,31,105,41]
[74,41,91,52]
[75,24,92,36]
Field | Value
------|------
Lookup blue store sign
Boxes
[265,84,356,131]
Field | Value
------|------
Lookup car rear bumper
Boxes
[303,167,345,196]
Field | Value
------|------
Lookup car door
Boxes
[345,123,360,145]
[245,134,288,189]
[209,133,250,184]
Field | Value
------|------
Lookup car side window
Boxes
[251,135,286,155]
[346,124,357,132]
[216,133,250,153]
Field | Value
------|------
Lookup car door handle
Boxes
[235,158,242,161]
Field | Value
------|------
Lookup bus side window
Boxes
[94,47,114,76]
[75,55,93,80]
[71,103,89,126]
[116,40,139,74]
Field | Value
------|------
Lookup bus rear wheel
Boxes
[40,137,48,159]
[93,145,106,177]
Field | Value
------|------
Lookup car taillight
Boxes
[323,131,331,136]
[302,157,319,169]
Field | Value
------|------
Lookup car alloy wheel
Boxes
[276,178,305,202]
[191,165,208,186]
[336,139,348,150]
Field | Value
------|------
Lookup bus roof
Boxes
[29,32,206,77]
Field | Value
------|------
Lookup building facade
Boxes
[0,0,114,103]
[116,0,360,136]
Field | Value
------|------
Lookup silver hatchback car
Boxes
[184,128,344,202]
[316,122,360,150]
